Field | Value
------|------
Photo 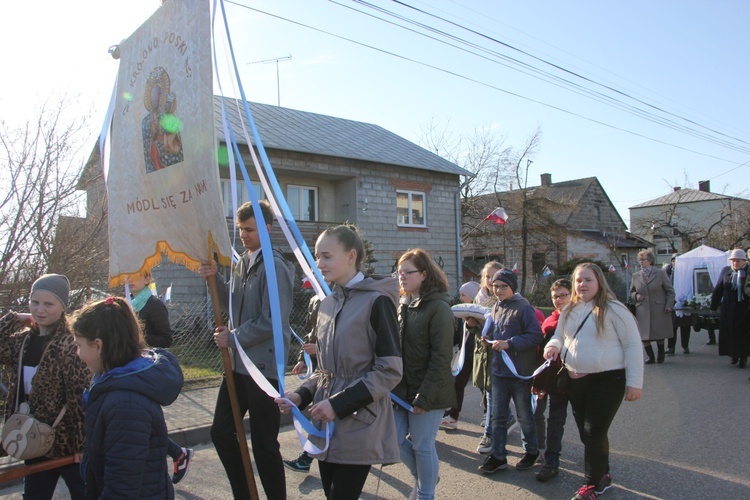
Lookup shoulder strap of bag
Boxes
[562,309,593,365]
[14,334,30,413]
[14,333,68,427]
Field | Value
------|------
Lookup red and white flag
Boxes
[624,258,629,269]
[512,262,518,274]
[608,265,616,273]
[301,276,313,289]
[483,207,509,225]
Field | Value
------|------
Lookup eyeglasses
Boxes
[392,270,421,278]
[552,293,570,300]
[491,284,510,290]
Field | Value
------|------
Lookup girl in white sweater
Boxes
[544,263,643,500]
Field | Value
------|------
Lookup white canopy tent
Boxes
[673,245,729,309]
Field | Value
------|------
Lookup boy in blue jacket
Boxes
[478,268,543,474]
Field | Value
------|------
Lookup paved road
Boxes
[2,331,750,499]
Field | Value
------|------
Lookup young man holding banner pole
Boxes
[200,200,294,500]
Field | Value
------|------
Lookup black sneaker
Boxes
[172,448,194,484]
[535,464,559,482]
[478,455,508,474]
[595,474,613,494]
[283,452,313,473]
[515,451,540,471]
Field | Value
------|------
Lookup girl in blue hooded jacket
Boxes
[71,296,183,499]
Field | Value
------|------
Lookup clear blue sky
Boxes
[3,0,748,226]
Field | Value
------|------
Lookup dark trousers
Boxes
[211,373,285,500]
[318,461,371,500]
[533,392,569,469]
[568,369,626,486]
[669,315,691,350]
[23,461,84,500]
[167,438,183,461]
[447,336,474,420]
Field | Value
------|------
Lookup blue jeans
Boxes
[534,392,569,468]
[394,407,443,500]
[490,375,538,459]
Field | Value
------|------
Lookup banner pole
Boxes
[0,454,81,483]
[206,269,259,500]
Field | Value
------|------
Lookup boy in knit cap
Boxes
[478,268,543,475]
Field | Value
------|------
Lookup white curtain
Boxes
[673,245,729,310]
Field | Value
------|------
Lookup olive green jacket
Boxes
[393,289,457,411]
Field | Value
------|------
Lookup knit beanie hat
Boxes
[492,268,518,293]
[459,281,481,300]
[31,274,70,309]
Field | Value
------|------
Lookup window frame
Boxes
[220,179,264,218]
[287,184,319,222]
[396,189,427,227]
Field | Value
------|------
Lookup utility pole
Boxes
[247,54,292,106]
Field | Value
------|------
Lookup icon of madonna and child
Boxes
[142,67,184,173]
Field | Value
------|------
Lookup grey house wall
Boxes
[261,149,463,291]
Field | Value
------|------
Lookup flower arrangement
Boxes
[683,293,712,310]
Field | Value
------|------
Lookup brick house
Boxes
[462,174,649,296]
[76,99,471,323]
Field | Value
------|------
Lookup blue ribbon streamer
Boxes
[290,329,314,380]
[389,393,414,413]
[216,0,329,297]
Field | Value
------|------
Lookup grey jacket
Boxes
[216,248,294,381]
[630,267,675,341]
[296,275,403,465]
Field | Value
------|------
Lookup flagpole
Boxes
[206,269,259,500]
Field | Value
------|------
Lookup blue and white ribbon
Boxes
[290,329,314,380]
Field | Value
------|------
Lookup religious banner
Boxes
[107,0,231,285]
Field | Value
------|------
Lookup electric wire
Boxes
[225,0,747,165]
[387,0,750,150]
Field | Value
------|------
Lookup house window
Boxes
[656,247,672,256]
[220,179,264,218]
[397,190,426,227]
[287,185,318,222]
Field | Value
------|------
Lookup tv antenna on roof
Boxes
[247,54,292,107]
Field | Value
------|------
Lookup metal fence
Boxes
[0,287,316,420]
[166,287,313,394]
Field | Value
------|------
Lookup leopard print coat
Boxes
[0,312,92,458]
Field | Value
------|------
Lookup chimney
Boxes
[673,187,681,192]
[698,180,710,192]
[540,173,552,187]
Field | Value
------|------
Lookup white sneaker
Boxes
[477,435,492,454]
[408,482,418,500]
[440,416,458,430]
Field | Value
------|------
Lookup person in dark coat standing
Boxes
[72,297,183,499]
[711,249,750,368]
[127,269,193,484]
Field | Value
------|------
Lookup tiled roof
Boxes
[214,98,472,177]
[630,188,731,208]
[468,177,597,227]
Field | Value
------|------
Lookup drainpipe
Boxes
[455,176,470,293]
